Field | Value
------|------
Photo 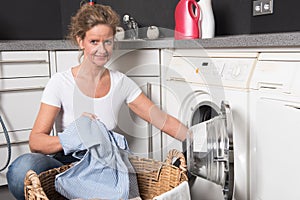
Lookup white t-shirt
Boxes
[41,69,142,132]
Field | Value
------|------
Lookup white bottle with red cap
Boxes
[198,0,215,39]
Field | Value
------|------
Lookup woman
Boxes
[7,3,187,200]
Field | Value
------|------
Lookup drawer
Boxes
[0,77,49,91]
[107,49,160,76]
[0,143,30,186]
[0,51,50,78]
[0,90,43,133]
[0,129,30,145]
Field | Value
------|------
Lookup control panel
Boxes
[166,56,257,89]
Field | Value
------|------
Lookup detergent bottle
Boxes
[198,0,215,38]
[174,0,201,40]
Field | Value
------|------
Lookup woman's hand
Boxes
[81,112,98,120]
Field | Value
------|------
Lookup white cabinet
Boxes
[107,49,161,160]
[249,53,300,200]
[0,51,50,185]
[107,49,160,76]
[116,76,161,160]
[54,50,81,72]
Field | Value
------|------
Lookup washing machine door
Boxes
[187,101,234,200]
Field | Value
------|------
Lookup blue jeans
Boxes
[7,152,79,200]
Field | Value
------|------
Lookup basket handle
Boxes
[165,149,187,172]
[24,170,49,200]
[24,170,42,188]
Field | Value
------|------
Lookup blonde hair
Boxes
[68,3,120,44]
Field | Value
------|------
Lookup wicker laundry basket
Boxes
[24,149,188,200]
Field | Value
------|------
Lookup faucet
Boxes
[123,14,139,40]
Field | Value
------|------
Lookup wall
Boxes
[0,0,62,40]
[251,0,300,34]
[0,0,299,40]
[213,0,252,36]
[60,0,179,39]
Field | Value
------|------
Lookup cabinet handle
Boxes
[0,86,45,92]
[147,82,153,159]
[0,59,48,64]
[168,77,186,82]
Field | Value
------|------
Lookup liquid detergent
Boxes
[198,0,215,39]
[174,0,200,40]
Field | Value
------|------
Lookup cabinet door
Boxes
[0,51,50,185]
[115,77,161,160]
[251,98,300,200]
[55,51,81,72]
[107,49,160,76]
[108,49,161,160]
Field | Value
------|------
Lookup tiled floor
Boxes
[0,185,15,199]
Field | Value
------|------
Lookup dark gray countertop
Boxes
[1,31,300,51]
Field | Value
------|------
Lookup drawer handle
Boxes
[0,86,45,92]
[168,77,186,82]
[0,59,48,64]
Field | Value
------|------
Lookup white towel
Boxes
[153,181,191,200]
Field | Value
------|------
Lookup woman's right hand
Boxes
[81,112,98,120]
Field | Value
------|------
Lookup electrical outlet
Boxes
[253,0,273,16]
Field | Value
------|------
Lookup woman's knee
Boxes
[7,153,45,200]
[8,152,63,178]
[7,153,39,180]
[7,153,63,200]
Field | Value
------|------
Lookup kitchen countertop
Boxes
[0,31,300,51]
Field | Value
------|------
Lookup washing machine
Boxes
[249,52,300,200]
[161,49,258,200]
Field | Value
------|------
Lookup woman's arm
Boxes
[29,103,63,154]
[128,93,188,141]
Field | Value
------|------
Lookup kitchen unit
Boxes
[0,48,163,193]
[1,31,300,199]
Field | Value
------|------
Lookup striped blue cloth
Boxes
[56,116,140,200]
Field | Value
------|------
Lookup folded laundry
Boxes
[153,181,190,200]
[56,116,140,200]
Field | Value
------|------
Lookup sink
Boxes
[117,37,174,42]
[117,38,146,42]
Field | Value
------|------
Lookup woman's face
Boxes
[78,24,114,67]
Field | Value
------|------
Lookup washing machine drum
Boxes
[187,101,234,200]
